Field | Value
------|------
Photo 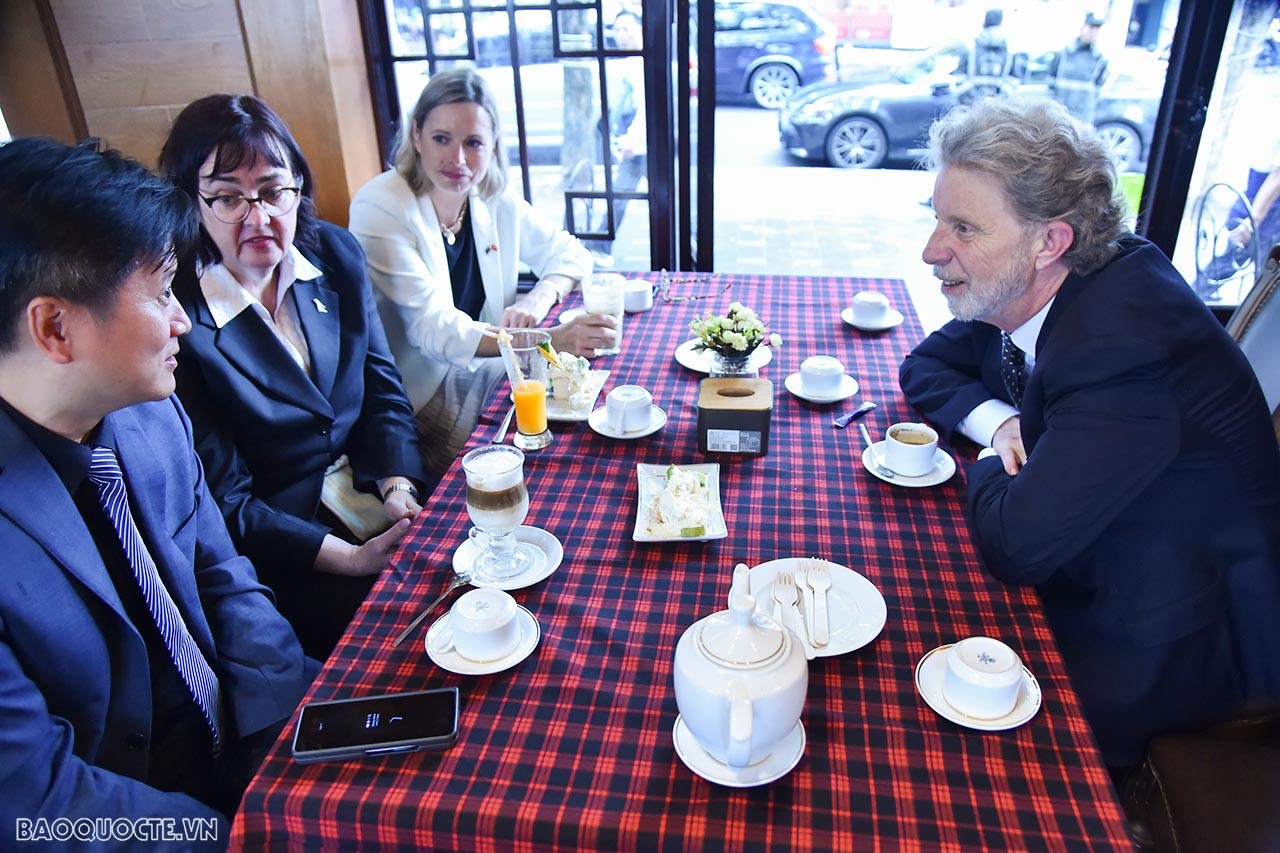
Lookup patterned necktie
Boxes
[87,446,222,754]
[1000,331,1027,408]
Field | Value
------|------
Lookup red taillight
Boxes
[815,34,835,55]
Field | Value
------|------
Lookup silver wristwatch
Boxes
[382,482,420,501]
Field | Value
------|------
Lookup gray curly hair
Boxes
[922,98,1129,274]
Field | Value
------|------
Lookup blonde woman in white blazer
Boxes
[350,69,613,473]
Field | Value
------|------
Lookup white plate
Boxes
[452,525,563,591]
[748,558,887,657]
[861,442,956,488]
[425,605,541,675]
[633,463,728,542]
[841,306,905,331]
[587,405,667,439]
[672,715,805,788]
[783,372,859,404]
[546,369,610,422]
[673,339,774,374]
[557,306,587,324]
[915,645,1042,731]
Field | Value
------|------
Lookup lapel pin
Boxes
[485,244,498,254]
[313,297,328,314]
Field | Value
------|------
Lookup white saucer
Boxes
[783,372,859,404]
[915,645,1042,731]
[672,715,805,787]
[557,306,586,324]
[862,442,956,488]
[426,605,540,675]
[841,306,905,332]
[587,405,667,439]
[452,525,563,590]
[673,339,774,374]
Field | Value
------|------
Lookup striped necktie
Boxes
[1000,331,1027,408]
[87,446,222,754]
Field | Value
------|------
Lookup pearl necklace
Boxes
[440,197,468,246]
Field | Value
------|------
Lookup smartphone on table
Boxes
[291,686,460,764]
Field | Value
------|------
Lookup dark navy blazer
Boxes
[0,397,310,836]
[174,221,424,591]
[901,237,1280,766]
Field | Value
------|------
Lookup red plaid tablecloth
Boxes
[232,274,1130,851]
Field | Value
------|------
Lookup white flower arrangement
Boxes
[689,302,783,357]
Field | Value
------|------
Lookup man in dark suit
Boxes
[900,98,1280,771]
[0,137,311,844]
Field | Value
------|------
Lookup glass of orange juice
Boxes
[508,330,553,451]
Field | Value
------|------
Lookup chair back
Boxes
[1227,244,1280,442]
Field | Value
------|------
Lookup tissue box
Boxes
[697,378,773,456]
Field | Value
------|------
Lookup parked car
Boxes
[779,44,1164,171]
[715,0,837,108]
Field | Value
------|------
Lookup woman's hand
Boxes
[551,313,618,357]
[316,520,412,577]
[502,280,561,327]
[382,489,422,522]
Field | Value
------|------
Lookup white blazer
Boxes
[349,169,591,411]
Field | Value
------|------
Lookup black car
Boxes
[714,0,837,109]
[779,44,1163,171]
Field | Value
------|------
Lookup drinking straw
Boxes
[494,329,529,390]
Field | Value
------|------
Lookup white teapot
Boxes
[672,565,808,768]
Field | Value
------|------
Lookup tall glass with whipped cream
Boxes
[461,445,536,582]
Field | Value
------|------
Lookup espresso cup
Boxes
[850,291,891,326]
[605,384,652,433]
[624,278,654,313]
[941,636,1024,719]
[883,422,938,477]
[432,587,521,662]
[800,355,845,396]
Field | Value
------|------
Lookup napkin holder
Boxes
[697,379,772,456]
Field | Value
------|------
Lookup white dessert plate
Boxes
[425,605,540,676]
[862,442,956,488]
[557,306,587,324]
[748,558,887,657]
[588,405,667,439]
[841,306,905,331]
[672,715,805,788]
[783,372,859,404]
[674,339,773,374]
[547,369,610,422]
[915,644,1042,731]
[452,525,563,591]
[633,463,728,542]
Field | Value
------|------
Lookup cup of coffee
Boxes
[883,422,938,477]
[605,384,653,433]
[462,445,531,581]
[799,355,845,396]
[850,291,891,327]
[624,278,654,313]
[430,587,521,662]
[942,636,1024,719]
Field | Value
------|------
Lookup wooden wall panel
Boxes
[0,1,80,142]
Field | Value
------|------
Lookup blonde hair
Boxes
[394,68,509,200]
[924,97,1128,274]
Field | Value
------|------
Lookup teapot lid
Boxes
[697,589,784,666]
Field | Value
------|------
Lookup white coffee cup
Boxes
[850,291,891,326]
[624,278,654,313]
[942,636,1024,719]
[431,587,521,662]
[883,422,938,477]
[799,355,845,396]
[605,384,653,433]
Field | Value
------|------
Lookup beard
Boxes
[942,237,1036,323]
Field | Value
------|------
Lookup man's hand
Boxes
[992,415,1026,475]
[551,313,617,357]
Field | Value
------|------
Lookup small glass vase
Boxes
[709,350,758,379]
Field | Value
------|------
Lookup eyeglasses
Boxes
[656,269,731,303]
[198,186,302,224]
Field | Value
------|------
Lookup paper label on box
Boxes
[706,429,762,453]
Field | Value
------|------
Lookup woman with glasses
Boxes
[159,94,426,658]
[349,68,614,476]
